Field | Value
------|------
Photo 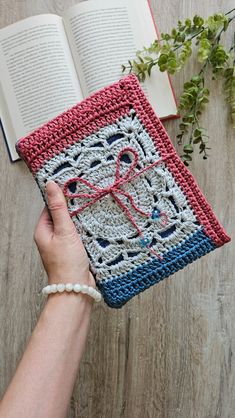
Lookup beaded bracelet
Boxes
[42,283,102,302]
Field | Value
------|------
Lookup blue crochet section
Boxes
[96,229,216,309]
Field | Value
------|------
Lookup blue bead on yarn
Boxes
[140,237,151,247]
[151,208,161,220]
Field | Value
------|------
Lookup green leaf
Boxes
[207,14,227,32]
[159,64,168,72]
[191,75,202,84]
[179,122,191,129]
[137,55,144,63]
[203,88,210,96]
[182,154,192,161]
[194,128,203,137]
[193,15,204,27]
[193,136,202,144]
[198,96,209,104]
[144,56,154,61]
[161,32,171,41]
[183,144,194,153]
[197,38,212,62]
[158,54,168,65]
[185,18,191,28]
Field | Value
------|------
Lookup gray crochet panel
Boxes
[35,110,200,281]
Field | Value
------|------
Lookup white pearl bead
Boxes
[42,283,102,302]
[74,284,82,293]
[51,284,58,293]
[93,290,101,302]
[46,285,52,294]
[42,285,50,295]
[80,284,88,294]
[89,288,99,302]
[89,288,96,297]
[57,284,66,293]
[65,283,73,292]
[91,289,98,301]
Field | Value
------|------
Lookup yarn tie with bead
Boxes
[63,147,175,259]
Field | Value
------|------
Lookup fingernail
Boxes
[46,180,59,195]
[46,180,55,188]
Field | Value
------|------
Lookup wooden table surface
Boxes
[0,1,234,417]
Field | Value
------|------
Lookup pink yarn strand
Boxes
[63,147,175,258]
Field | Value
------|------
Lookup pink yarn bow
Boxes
[63,147,173,259]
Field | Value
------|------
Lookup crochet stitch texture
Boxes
[16,74,231,309]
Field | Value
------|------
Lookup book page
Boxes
[0,14,83,160]
[63,0,177,118]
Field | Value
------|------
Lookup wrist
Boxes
[44,290,94,326]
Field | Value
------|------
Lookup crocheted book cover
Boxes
[16,74,231,309]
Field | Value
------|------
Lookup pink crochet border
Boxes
[16,74,231,247]
[16,82,131,173]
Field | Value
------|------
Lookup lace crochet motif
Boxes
[16,74,231,309]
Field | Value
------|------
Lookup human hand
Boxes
[34,180,96,289]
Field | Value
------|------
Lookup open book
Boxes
[0,0,178,162]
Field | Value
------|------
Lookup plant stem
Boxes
[225,8,235,16]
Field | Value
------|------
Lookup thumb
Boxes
[46,180,75,236]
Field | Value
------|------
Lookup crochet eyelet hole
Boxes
[136,137,146,156]
[97,238,110,248]
[90,141,104,148]
[90,160,101,168]
[68,182,77,193]
[106,133,124,145]
[149,238,157,247]
[107,155,114,161]
[129,232,139,239]
[107,254,124,266]
[53,161,72,175]
[168,195,179,213]
[127,251,140,258]
[73,153,81,161]
[146,177,152,187]
[120,153,132,164]
[116,239,124,244]
[158,224,176,238]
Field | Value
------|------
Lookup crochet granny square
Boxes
[16,74,231,309]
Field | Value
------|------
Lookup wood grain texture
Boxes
[0,1,234,417]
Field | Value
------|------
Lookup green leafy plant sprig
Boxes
[122,10,235,165]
